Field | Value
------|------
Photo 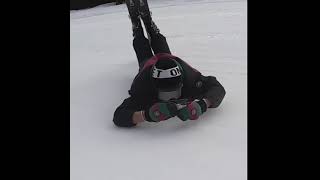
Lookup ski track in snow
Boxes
[71,0,247,180]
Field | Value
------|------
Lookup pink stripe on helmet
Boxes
[142,53,178,71]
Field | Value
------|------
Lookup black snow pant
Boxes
[133,31,171,69]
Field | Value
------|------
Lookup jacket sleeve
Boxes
[200,75,226,108]
[176,58,226,108]
[113,96,144,127]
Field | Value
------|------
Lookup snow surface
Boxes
[70,0,247,179]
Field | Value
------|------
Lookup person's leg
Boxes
[149,33,171,55]
[138,0,172,54]
[133,26,153,69]
[126,0,154,68]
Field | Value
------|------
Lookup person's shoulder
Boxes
[130,70,156,95]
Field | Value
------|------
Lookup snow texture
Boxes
[70,0,247,179]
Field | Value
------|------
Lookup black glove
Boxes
[145,102,178,122]
[177,99,208,121]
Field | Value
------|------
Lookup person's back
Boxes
[113,0,226,127]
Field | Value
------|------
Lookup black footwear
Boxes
[138,0,160,37]
[138,0,151,19]
[126,0,139,20]
[125,0,143,37]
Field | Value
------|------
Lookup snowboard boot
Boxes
[138,0,160,40]
[125,0,144,37]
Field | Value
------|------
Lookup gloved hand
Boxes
[145,102,178,122]
[177,99,207,121]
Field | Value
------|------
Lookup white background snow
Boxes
[70,0,247,179]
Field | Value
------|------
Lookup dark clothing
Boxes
[113,33,226,127]
[133,31,171,68]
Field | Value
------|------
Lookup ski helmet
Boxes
[151,58,183,101]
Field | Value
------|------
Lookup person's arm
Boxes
[203,98,212,108]
[113,97,178,127]
[200,75,226,108]
[132,111,146,124]
[113,97,144,127]
[175,76,225,121]
[177,59,225,109]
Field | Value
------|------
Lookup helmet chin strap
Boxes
[158,88,182,101]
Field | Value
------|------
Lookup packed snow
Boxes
[70,0,247,179]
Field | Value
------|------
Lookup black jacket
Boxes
[113,53,226,127]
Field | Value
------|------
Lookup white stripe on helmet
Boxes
[152,66,182,79]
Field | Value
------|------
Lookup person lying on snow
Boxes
[113,0,226,127]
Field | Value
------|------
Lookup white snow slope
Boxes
[70,0,247,180]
